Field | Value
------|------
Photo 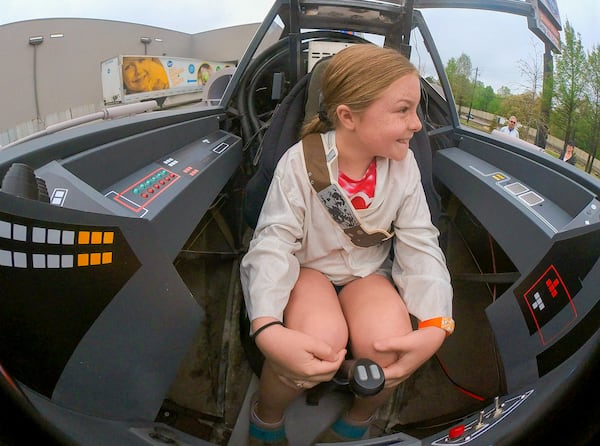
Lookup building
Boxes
[0,18,259,145]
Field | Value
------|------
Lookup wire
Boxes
[0,363,23,396]
[435,354,485,402]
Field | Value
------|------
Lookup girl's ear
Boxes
[336,104,356,130]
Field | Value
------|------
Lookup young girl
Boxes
[240,44,453,445]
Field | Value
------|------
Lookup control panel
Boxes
[36,128,241,260]
[431,391,533,445]
[103,130,238,218]
[106,167,180,216]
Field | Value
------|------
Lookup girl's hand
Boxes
[255,324,347,390]
[373,327,446,388]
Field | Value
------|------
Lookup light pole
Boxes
[29,36,44,124]
[140,37,152,55]
[467,67,478,124]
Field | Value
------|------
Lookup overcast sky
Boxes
[2,0,598,92]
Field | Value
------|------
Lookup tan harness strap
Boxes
[302,133,392,248]
[303,133,331,192]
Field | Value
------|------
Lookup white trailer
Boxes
[101,55,234,106]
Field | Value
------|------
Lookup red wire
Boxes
[0,363,20,393]
[435,354,485,402]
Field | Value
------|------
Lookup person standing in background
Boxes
[559,140,576,165]
[499,115,519,138]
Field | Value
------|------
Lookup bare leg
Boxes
[254,268,348,423]
[255,361,304,423]
[338,274,412,422]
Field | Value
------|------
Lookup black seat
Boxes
[243,70,313,229]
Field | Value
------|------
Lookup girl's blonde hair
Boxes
[301,44,418,137]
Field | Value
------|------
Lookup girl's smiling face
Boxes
[347,74,423,161]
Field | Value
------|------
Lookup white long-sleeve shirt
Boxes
[499,125,519,138]
[240,131,452,324]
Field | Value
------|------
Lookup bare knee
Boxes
[349,336,398,368]
[311,321,349,354]
[339,275,412,368]
[284,268,349,352]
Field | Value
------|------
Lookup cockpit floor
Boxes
[160,203,503,444]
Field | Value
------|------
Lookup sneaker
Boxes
[248,430,289,446]
[248,393,289,446]
[311,414,373,444]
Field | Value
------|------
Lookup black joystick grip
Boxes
[1,163,50,203]
[336,358,385,397]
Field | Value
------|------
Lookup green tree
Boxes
[497,86,512,97]
[582,45,600,173]
[516,38,544,142]
[552,21,587,148]
[446,53,472,114]
[472,84,495,112]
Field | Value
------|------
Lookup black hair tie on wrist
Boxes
[251,320,284,340]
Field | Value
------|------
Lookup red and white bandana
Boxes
[338,158,376,210]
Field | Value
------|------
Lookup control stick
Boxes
[334,358,385,397]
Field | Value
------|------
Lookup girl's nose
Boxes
[411,112,423,132]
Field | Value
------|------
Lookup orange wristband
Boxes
[418,317,455,336]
